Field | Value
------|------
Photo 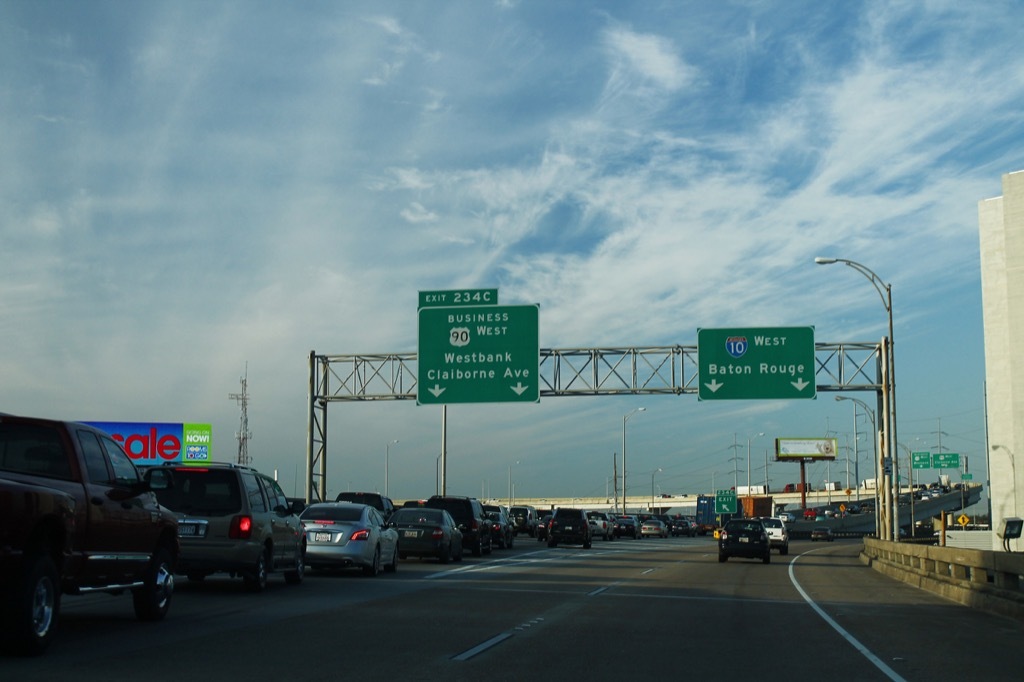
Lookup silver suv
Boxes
[145,463,305,591]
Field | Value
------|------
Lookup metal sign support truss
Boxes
[305,342,884,503]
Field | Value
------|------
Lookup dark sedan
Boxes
[615,515,641,539]
[391,507,463,563]
[536,514,552,542]
[718,518,771,563]
[810,526,835,542]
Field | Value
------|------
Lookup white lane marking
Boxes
[788,551,907,682]
[451,632,514,661]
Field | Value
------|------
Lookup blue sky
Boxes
[3,1,1020,504]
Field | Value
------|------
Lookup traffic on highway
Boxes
[5,488,1023,680]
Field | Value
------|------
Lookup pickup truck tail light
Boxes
[229,515,254,539]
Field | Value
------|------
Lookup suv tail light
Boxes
[350,528,369,541]
[719,529,729,541]
[229,515,254,539]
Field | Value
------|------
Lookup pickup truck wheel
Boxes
[5,552,60,656]
[133,546,175,621]
[244,549,270,592]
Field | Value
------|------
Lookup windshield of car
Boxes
[301,505,364,522]
[761,518,782,528]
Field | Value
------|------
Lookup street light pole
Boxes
[622,407,646,513]
[747,432,764,494]
[836,395,878,535]
[817,256,898,540]
[384,439,399,497]
[651,468,662,510]
[508,460,520,507]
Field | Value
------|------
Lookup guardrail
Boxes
[861,537,1024,620]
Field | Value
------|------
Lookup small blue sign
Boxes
[725,336,748,359]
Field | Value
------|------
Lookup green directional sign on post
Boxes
[715,489,737,514]
[932,452,961,469]
[418,304,539,405]
[912,451,931,469]
[698,327,816,400]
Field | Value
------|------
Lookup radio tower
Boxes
[229,364,252,466]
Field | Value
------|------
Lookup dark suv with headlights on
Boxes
[718,518,771,564]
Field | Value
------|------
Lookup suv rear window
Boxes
[424,497,475,522]
[153,468,242,515]
[335,491,392,514]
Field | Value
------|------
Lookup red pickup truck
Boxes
[0,414,179,656]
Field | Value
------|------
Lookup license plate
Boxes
[314,532,332,542]
[739,537,749,543]
[403,530,419,538]
[178,524,200,537]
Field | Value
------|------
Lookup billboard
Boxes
[775,437,837,461]
[84,422,213,466]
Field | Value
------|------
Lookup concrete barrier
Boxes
[861,537,1024,621]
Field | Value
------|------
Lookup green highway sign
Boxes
[912,451,931,469]
[715,489,737,514]
[961,473,974,481]
[698,327,816,400]
[417,304,539,405]
[932,452,961,468]
[419,288,498,309]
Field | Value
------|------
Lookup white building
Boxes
[979,170,1024,551]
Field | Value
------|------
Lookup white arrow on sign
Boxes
[791,378,811,391]
[429,385,446,398]
[704,379,724,393]
[510,382,529,396]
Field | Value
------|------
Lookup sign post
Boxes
[698,327,816,400]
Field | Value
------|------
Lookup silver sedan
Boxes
[300,502,399,576]
[640,519,669,538]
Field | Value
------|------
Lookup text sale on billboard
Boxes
[84,422,213,466]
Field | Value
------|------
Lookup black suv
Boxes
[424,495,492,556]
[718,518,770,564]
[547,508,592,548]
[335,491,395,520]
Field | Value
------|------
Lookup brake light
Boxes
[229,515,254,539]
[720,530,729,541]
[350,528,370,541]
[431,527,444,539]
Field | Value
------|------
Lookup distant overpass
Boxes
[455,484,983,535]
